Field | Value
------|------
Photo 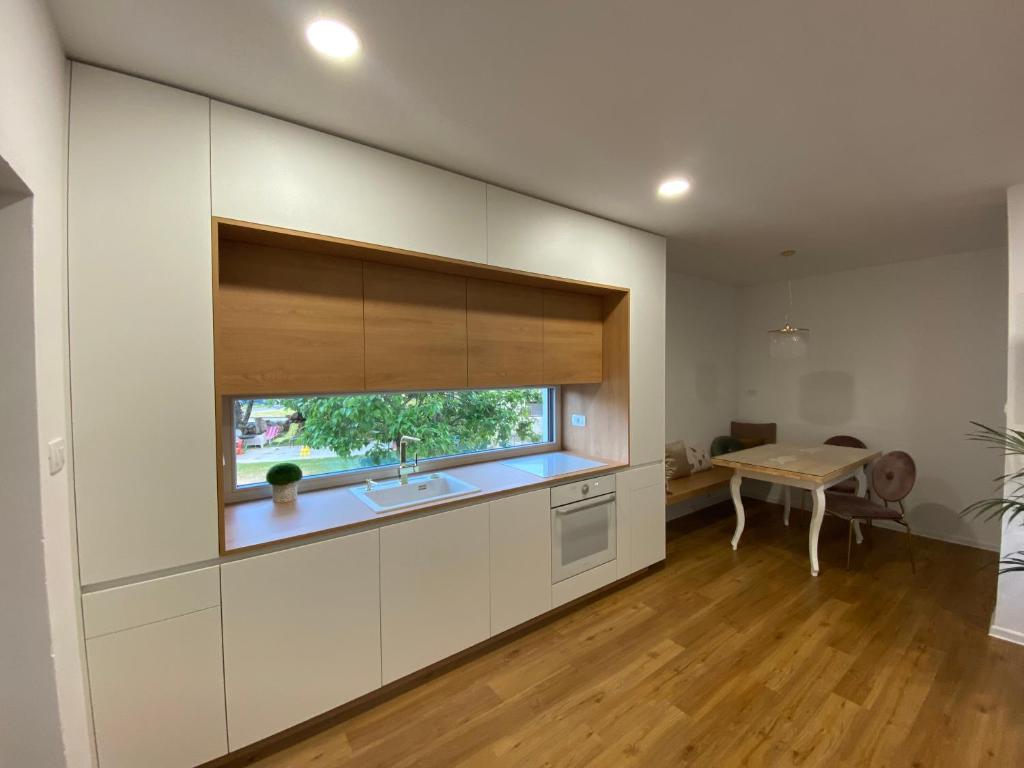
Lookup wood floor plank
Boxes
[232,500,1024,768]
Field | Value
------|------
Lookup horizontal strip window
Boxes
[224,387,559,502]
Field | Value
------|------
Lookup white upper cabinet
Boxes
[627,228,667,466]
[486,186,667,466]
[211,102,487,262]
[380,503,490,683]
[221,530,382,750]
[69,64,217,585]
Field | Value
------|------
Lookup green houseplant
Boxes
[267,462,303,504]
[963,422,1024,573]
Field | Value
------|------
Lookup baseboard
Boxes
[989,624,1024,646]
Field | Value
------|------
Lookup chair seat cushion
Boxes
[824,492,902,520]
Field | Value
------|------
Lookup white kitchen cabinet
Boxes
[69,64,217,585]
[87,606,227,768]
[485,186,667,466]
[211,102,487,262]
[221,530,381,749]
[380,503,490,683]
[490,490,551,635]
[618,465,667,575]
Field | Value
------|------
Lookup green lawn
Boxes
[237,456,372,486]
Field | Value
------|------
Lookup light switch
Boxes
[47,438,66,475]
[571,413,587,427]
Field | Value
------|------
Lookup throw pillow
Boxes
[688,445,711,473]
[665,440,691,481]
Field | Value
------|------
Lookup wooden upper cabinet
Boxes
[467,280,544,387]
[215,241,364,395]
[543,291,604,384]
[364,263,468,390]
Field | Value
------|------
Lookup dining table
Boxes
[711,443,881,575]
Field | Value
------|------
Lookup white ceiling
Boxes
[47,0,1024,284]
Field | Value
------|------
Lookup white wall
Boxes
[0,191,65,767]
[734,249,1007,550]
[993,184,1024,644]
[665,272,738,451]
[0,0,91,765]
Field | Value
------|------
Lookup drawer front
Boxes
[83,566,220,638]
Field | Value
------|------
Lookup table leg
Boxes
[852,466,867,545]
[783,485,791,526]
[730,472,745,550]
[809,486,826,576]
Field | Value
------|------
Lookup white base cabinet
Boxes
[221,530,382,750]
[380,503,490,683]
[87,607,227,768]
[617,464,668,577]
[490,490,551,635]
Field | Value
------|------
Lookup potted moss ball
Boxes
[267,462,303,504]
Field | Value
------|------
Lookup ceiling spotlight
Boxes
[306,19,360,59]
[657,178,691,198]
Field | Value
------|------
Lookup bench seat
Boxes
[665,467,733,505]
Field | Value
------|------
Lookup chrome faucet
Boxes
[398,435,421,484]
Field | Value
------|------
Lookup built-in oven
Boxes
[551,474,616,583]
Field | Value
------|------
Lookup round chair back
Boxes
[871,451,916,502]
[825,434,867,449]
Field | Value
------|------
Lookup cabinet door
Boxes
[211,102,486,263]
[380,504,490,683]
[215,242,365,395]
[69,64,217,585]
[490,490,551,634]
[87,607,227,768]
[363,263,468,390]
[467,279,544,387]
[543,290,603,383]
[221,530,381,750]
[619,465,667,574]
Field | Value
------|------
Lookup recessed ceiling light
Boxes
[658,178,691,198]
[306,19,360,59]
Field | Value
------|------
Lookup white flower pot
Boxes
[272,482,298,504]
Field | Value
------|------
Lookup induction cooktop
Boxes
[501,452,605,478]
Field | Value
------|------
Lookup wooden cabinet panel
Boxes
[221,530,381,749]
[467,279,544,387]
[216,241,364,395]
[68,64,218,585]
[380,503,490,683]
[211,102,487,263]
[364,263,468,390]
[543,290,603,384]
[490,490,551,634]
[87,607,227,768]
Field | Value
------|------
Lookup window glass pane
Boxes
[232,388,554,488]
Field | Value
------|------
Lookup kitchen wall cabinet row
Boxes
[215,251,606,395]
[84,472,662,765]
[68,62,664,589]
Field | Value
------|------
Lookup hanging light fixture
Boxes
[768,250,809,359]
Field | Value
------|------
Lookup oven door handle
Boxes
[554,493,616,516]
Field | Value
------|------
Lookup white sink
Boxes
[349,472,481,513]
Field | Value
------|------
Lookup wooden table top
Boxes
[711,443,881,484]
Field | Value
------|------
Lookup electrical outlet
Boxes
[47,438,66,476]
[571,413,587,427]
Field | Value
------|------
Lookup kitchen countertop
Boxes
[224,451,625,553]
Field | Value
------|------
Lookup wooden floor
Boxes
[246,500,1024,768]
